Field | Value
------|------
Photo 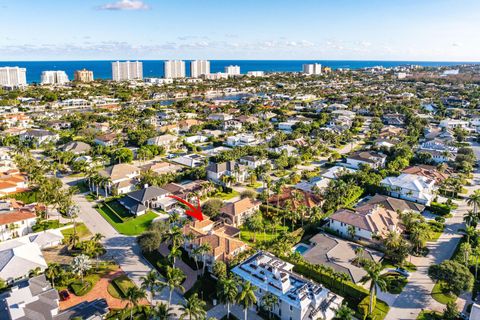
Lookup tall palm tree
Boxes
[467,190,480,214]
[217,276,238,319]
[45,263,61,288]
[236,281,257,320]
[179,293,206,320]
[168,245,182,265]
[360,262,387,315]
[141,270,162,304]
[199,243,211,276]
[464,210,479,228]
[261,292,279,319]
[162,266,185,308]
[122,286,146,320]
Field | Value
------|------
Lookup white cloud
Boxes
[99,0,149,11]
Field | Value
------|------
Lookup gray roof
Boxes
[54,299,109,320]
[62,141,91,154]
[126,186,169,203]
[206,160,236,173]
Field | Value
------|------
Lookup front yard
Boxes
[96,201,158,235]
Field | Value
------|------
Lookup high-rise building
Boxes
[190,60,210,78]
[74,69,94,82]
[224,65,241,76]
[40,71,69,85]
[0,67,27,88]
[111,61,143,81]
[302,63,322,75]
[164,60,186,79]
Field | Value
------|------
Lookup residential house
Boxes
[182,218,246,269]
[147,134,179,151]
[162,180,212,202]
[119,186,175,215]
[303,233,383,284]
[140,161,181,175]
[93,133,118,147]
[206,161,247,185]
[226,134,258,147]
[268,187,323,209]
[439,119,470,130]
[345,151,387,170]
[402,165,451,184]
[382,113,405,126]
[19,129,59,146]
[220,197,262,227]
[328,203,403,240]
[0,199,37,241]
[380,173,436,205]
[171,154,206,168]
[208,113,233,121]
[239,156,267,169]
[4,275,60,320]
[97,164,140,195]
[232,251,343,320]
[223,119,242,131]
[0,170,28,196]
[62,141,92,155]
[0,239,48,283]
[362,194,425,214]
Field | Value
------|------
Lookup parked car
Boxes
[59,290,70,301]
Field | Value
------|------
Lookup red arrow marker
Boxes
[167,195,204,221]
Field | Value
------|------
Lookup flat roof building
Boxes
[111,61,143,81]
[0,67,27,88]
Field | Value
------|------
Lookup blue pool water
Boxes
[294,244,310,254]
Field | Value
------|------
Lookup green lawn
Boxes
[214,190,240,200]
[96,204,158,235]
[61,223,92,239]
[431,281,457,305]
[417,310,442,320]
[108,275,137,299]
[240,225,289,244]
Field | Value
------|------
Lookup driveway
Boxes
[384,148,479,319]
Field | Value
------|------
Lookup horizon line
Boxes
[0,59,479,63]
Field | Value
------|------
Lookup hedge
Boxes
[428,202,452,216]
[112,275,136,298]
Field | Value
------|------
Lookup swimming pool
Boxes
[293,243,310,255]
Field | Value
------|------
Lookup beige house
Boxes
[220,197,262,227]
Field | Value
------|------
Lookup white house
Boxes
[380,173,435,205]
[226,134,258,147]
[0,199,37,241]
[232,251,343,320]
[206,161,247,185]
[97,164,140,195]
[147,134,179,151]
[239,155,267,169]
[19,129,59,146]
[345,151,387,170]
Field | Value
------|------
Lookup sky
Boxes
[0,0,479,61]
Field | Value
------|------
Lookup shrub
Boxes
[70,280,93,296]
[428,202,451,216]
[111,275,136,298]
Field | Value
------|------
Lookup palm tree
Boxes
[218,276,238,319]
[236,281,257,320]
[191,246,203,271]
[179,293,206,320]
[261,292,279,319]
[360,262,387,315]
[464,210,478,228]
[333,302,355,320]
[168,245,182,265]
[141,270,162,304]
[162,266,185,308]
[474,246,480,280]
[199,243,211,276]
[122,286,146,320]
[71,254,92,285]
[151,302,173,320]
[468,190,480,214]
[45,263,61,288]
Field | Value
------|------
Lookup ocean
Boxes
[0,60,477,83]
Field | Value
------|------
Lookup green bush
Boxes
[112,275,136,298]
[70,280,93,296]
[428,202,452,216]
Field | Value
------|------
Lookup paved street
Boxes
[385,142,480,319]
